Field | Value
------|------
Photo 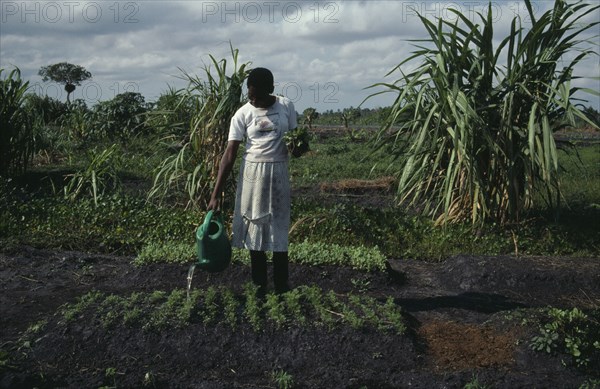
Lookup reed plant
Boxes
[366,0,599,225]
[0,68,34,176]
[63,144,121,206]
[148,45,250,208]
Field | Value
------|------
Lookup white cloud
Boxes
[1,0,598,111]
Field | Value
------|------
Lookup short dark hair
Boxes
[247,67,274,94]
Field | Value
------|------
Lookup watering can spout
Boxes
[195,210,232,272]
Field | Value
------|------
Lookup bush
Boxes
[531,307,600,371]
[93,92,151,138]
[23,94,68,126]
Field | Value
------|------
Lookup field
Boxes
[1,127,599,388]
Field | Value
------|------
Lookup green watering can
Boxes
[195,210,231,272]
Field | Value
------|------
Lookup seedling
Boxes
[271,369,294,389]
[221,287,239,329]
[202,287,219,325]
[243,282,263,331]
[265,293,287,329]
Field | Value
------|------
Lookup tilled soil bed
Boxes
[1,246,599,388]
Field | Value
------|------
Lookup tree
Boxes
[38,62,92,103]
[93,92,149,138]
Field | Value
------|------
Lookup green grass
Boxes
[0,190,201,254]
[289,137,395,187]
[135,240,386,272]
[1,131,598,260]
[558,145,600,208]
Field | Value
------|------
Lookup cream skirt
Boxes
[231,160,290,252]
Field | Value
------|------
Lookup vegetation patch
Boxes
[530,307,600,373]
[135,240,387,272]
[59,285,406,334]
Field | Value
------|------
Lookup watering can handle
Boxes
[201,210,214,240]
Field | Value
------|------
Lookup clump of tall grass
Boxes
[63,144,122,205]
[148,44,250,208]
[366,0,599,226]
[0,67,35,176]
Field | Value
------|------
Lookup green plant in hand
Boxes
[284,126,311,157]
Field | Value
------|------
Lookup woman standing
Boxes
[207,67,297,295]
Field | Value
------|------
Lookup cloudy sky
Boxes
[1,0,599,112]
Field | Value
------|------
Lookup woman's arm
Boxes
[207,140,241,211]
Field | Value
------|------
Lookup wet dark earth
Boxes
[1,245,599,388]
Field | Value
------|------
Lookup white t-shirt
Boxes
[228,96,298,162]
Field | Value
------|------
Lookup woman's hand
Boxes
[207,196,220,212]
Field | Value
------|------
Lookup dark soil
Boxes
[1,245,599,389]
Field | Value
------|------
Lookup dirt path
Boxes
[1,246,598,388]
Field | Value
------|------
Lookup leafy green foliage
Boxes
[63,144,122,205]
[341,107,360,129]
[302,107,319,129]
[62,290,105,322]
[59,100,95,140]
[135,241,196,265]
[23,94,69,126]
[135,240,386,272]
[579,379,600,389]
[221,288,239,329]
[93,92,150,138]
[531,307,600,370]
[284,126,311,157]
[265,293,287,329]
[244,282,264,331]
[464,375,491,389]
[290,240,386,272]
[145,86,196,136]
[366,0,599,226]
[1,190,201,254]
[289,140,395,187]
[201,286,219,325]
[0,67,34,176]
